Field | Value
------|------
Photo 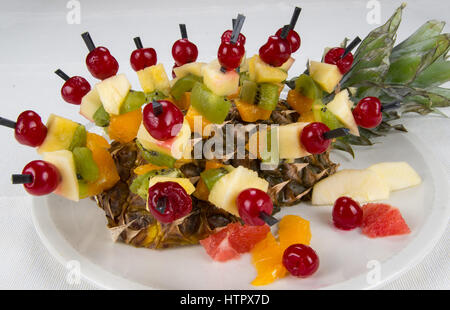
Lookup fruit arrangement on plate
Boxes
[2,4,449,286]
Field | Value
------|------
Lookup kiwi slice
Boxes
[200,168,229,191]
[93,105,110,127]
[239,80,258,104]
[68,125,87,151]
[146,90,168,102]
[256,83,279,111]
[312,100,343,130]
[73,147,100,182]
[170,74,202,100]
[190,82,231,124]
[295,74,323,100]
[78,180,89,199]
[136,141,177,168]
[120,90,146,114]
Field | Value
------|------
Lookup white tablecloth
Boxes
[0,0,448,290]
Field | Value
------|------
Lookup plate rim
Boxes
[31,132,450,290]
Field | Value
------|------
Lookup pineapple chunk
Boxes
[279,122,311,159]
[95,73,131,115]
[208,166,269,216]
[309,61,342,93]
[80,88,102,122]
[248,55,288,83]
[279,57,295,72]
[312,169,390,205]
[137,64,170,94]
[148,176,195,195]
[173,62,205,79]
[37,114,79,154]
[326,90,359,136]
[239,54,249,72]
[43,150,79,201]
[203,60,239,96]
[137,119,191,159]
[367,162,421,191]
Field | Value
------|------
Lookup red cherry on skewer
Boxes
[283,244,320,278]
[12,160,60,196]
[55,69,91,105]
[300,122,350,154]
[81,32,119,80]
[221,19,246,46]
[332,196,363,230]
[142,100,184,141]
[0,110,47,147]
[172,24,198,66]
[130,37,157,72]
[324,37,361,74]
[217,14,246,71]
[236,188,277,226]
[275,6,302,53]
[147,181,192,223]
[259,25,292,67]
[352,96,383,129]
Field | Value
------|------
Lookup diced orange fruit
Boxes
[251,232,287,286]
[297,110,315,123]
[86,132,110,150]
[185,105,212,138]
[278,215,311,251]
[86,145,120,196]
[134,163,166,175]
[205,160,224,170]
[108,109,142,143]
[193,178,210,201]
[235,100,272,122]
[174,92,191,111]
[287,89,314,114]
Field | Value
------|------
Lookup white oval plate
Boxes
[32,131,449,289]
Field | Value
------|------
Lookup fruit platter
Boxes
[3,2,449,289]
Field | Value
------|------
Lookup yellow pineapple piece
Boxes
[95,73,131,115]
[137,64,170,94]
[37,114,79,154]
[309,61,342,93]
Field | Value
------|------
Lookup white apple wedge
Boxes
[80,88,102,122]
[326,90,360,136]
[367,162,421,191]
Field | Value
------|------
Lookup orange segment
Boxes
[287,89,314,114]
[185,105,212,138]
[174,92,191,111]
[278,215,311,251]
[251,232,287,286]
[235,100,272,122]
[205,160,224,170]
[134,163,166,175]
[86,145,120,196]
[193,178,209,201]
[86,132,110,150]
[108,109,142,143]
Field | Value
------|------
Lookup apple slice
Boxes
[326,90,359,136]
[95,73,131,115]
[173,62,205,79]
[43,150,79,201]
[279,122,310,159]
[203,60,239,96]
[367,162,421,191]
[80,88,102,122]
[312,169,390,205]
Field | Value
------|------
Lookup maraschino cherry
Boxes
[81,32,119,80]
[12,160,60,196]
[324,36,361,74]
[221,18,246,45]
[352,96,383,129]
[1,110,47,147]
[172,24,198,66]
[332,196,363,230]
[130,36,157,72]
[218,14,246,71]
[300,122,350,154]
[236,188,278,226]
[147,181,192,223]
[143,100,184,141]
[55,69,91,105]
[259,25,292,67]
[283,244,320,277]
[275,6,302,53]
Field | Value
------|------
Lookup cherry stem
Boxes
[81,32,96,52]
[259,211,279,226]
[341,36,361,59]
[381,101,401,111]
[323,127,350,140]
[179,24,188,39]
[152,100,163,116]
[11,174,33,184]
[289,6,302,30]
[54,69,70,81]
[230,14,245,44]
[134,37,143,49]
[280,25,290,40]
[0,117,17,129]
[156,196,167,214]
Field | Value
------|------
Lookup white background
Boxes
[0,0,448,289]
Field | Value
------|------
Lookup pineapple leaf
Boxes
[332,139,355,158]
[393,20,446,52]
[411,57,450,88]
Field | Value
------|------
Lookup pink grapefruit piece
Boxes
[361,203,411,238]
[200,223,270,262]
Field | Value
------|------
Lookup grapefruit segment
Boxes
[361,203,411,238]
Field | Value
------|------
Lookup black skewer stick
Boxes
[134,37,144,49]
[381,101,401,111]
[156,196,167,214]
[152,100,163,116]
[230,14,245,44]
[289,6,302,30]
[0,117,16,129]
[12,174,33,184]
[259,212,279,226]
[323,127,350,140]
[341,36,361,59]
[81,32,96,52]
[179,24,188,39]
[280,25,290,40]
[232,18,237,29]
[54,69,70,81]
